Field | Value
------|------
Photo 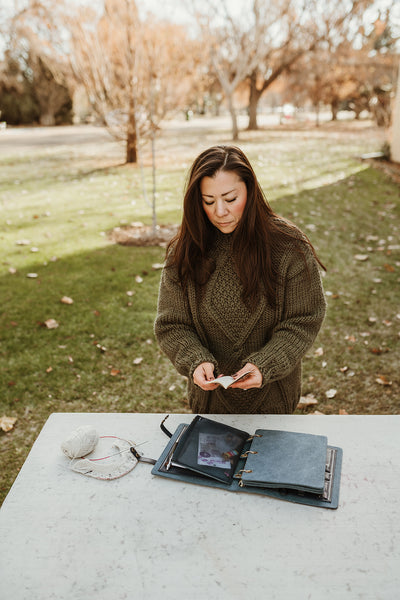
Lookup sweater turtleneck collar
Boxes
[213,228,234,250]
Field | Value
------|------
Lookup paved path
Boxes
[0,114,283,155]
[0,125,116,154]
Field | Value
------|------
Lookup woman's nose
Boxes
[215,200,228,216]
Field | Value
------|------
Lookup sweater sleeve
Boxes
[245,245,326,386]
[154,264,217,378]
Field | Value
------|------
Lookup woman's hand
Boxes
[193,362,219,390]
[229,363,262,390]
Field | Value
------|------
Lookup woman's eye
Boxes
[202,197,236,206]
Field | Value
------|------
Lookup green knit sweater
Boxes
[154,227,326,414]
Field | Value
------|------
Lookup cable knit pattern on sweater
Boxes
[154,228,326,414]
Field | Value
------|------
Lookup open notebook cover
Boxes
[151,417,343,509]
[168,415,249,484]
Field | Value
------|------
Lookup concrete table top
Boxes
[0,413,399,600]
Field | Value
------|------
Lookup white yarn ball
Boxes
[61,426,99,459]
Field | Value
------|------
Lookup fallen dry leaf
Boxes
[370,347,389,355]
[61,296,74,305]
[110,368,120,376]
[325,388,337,399]
[0,416,17,432]
[345,335,357,343]
[46,366,53,373]
[298,394,318,407]
[44,318,59,329]
[383,263,395,272]
[354,254,369,262]
[133,357,143,365]
[339,409,349,415]
[375,375,392,386]
[314,347,324,357]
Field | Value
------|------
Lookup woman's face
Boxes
[200,170,247,234]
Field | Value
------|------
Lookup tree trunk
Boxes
[39,113,56,126]
[331,99,339,121]
[126,97,137,164]
[247,71,262,130]
[151,133,157,234]
[126,129,137,163]
[391,63,400,163]
[227,94,239,141]
[315,102,320,127]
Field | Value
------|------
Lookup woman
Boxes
[154,145,326,414]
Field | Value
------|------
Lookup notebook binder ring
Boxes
[240,450,258,458]
[234,469,253,478]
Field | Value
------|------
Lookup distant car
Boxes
[280,104,296,118]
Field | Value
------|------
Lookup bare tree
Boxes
[193,0,266,140]
[245,0,378,129]
[5,0,201,162]
[67,0,200,163]
[5,0,74,126]
[136,19,202,228]
[191,0,373,136]
[245,0,316,130]
[286,5,399,127]
[63,0,141,162]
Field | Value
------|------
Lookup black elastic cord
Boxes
[130,446,142,460]
[160,415,173,438]
[130,446,156,465]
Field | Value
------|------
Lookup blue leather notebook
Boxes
[152,416,343,509]
[240,429,328,494]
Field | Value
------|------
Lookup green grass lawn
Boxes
[1,118,399,504]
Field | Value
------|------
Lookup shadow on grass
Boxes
[1,241,189,410]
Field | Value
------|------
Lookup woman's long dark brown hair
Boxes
[166,145,325,307]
